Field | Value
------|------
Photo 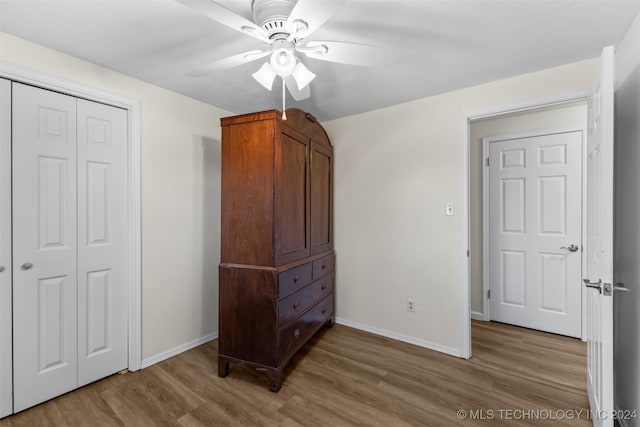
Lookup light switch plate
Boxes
[446,203,454,216]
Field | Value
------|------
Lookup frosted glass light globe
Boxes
[270,48,296,77]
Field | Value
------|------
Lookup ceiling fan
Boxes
[176,0,389,102]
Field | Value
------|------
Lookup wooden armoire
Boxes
[218,108,334,392]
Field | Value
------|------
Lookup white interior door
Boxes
[77,98,128,387]
[12,83,79,412]
[0,78,12,418]
[10,83,129,413]
[488,131,583,337]
[584,46,615,427]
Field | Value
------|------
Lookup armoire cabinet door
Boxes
[0,78,12,419]
[274,129,310,265]
[310,141,333,254]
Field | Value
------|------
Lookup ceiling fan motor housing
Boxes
[252,0,297,38]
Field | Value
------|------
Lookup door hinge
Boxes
[466,249,470,257]
[486,157,490,167]
[487,289,491,299]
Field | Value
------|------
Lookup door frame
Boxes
[481,128,588,340]
[459,92,590,358]
[0,61,142,372]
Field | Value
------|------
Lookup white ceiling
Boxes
[1,0,639,121]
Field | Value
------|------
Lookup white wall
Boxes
[469,103,587,316]
[614,11,640,425]
[0,32,229,360]
[323,58,597,354]
[0,30,609,364]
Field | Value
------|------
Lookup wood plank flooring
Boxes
[0,321,589,426]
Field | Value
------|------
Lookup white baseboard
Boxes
[141,332,218,369]
[471,311,485,321]
[334,317,461,358]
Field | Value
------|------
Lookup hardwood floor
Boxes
[0,321,589,426]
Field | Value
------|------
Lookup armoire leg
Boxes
[267,370,282,392]
[218,358,230,378]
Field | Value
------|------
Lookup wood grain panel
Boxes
[218,267,278,367]
[220,121,275,265]
[274,129,310,265]
[310,142,333,255]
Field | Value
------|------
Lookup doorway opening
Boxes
[461,97,590,360]
[472,101,588,339]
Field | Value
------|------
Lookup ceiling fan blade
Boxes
[285,75,310,101]
[285,0,346,39]
[176,0,270,43]
[187,50,270,77]
[301,41,398,66]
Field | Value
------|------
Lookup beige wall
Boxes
[323,58,597,354]
[0,32,230,360]
[614,11,640,424]
[0,30,602,360]
[469,103,587,315]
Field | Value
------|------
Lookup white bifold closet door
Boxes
[0,79,12,419]
[11,82,127,413]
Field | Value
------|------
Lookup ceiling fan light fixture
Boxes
[252,62,277,90]
[291,62,316,90]
[269,48,297,77]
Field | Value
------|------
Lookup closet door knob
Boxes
[21,263,33,270]
[0,266,5,272]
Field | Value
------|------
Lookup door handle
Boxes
[21,262,33,270]
[614,282,631,293]
[561,244,579,252]
[583,278,602,293]
[0,266,4,273]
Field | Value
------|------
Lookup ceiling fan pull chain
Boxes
[282,78,287,120]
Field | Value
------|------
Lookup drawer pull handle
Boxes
[321,283,327,291]
[293,275,300,283]
[321,264,327,270]
[294,328,300,339]
[293,301,300,309]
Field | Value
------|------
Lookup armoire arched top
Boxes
[220,108,332,149]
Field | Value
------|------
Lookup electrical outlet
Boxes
[407,299,415,313]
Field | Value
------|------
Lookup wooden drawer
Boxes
[278,294,334,361]
[312,254,334,280]
[278,276,334,327]
[278,263,312,298]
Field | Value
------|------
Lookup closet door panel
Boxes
[12,83,78,412]
[0,78,12,418]
[77,99,127,386]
